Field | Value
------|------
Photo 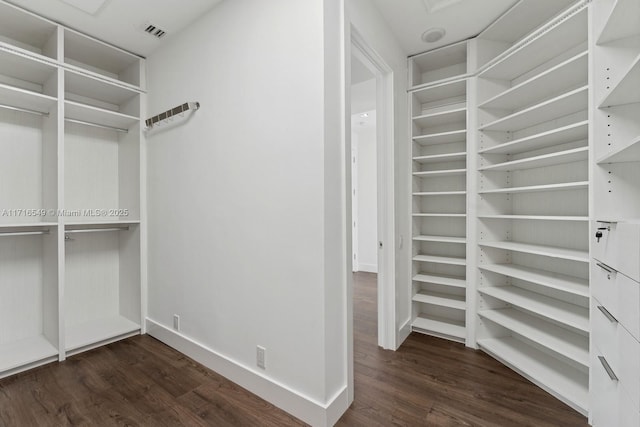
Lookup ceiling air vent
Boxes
[142,22,167,39]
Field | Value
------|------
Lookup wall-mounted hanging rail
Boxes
[0,230,50,237]
[145,101,200,130]
[64,118,129,133]
[64,226,130,241]
[0,103,49,117]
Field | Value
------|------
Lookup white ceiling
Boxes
[5,0,223,57]
[371,0,519,56]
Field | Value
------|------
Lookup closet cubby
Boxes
[409,41,468,89]
[410,44,470,342]
[63,29,142,88]
[474,2,589,415]
[0,2,58,60]
[0,225,58,379]
[64,224,140,354]
[591,0,640,424]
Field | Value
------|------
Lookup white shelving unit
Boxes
[0,0,145,378]
[410,44,470,344]
[591,0,640,424]
[474,3,590,415]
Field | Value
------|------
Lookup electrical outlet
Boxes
[173,314,180,331]
[256,345,266,369]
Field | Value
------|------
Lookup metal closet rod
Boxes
[65,226,130,234]
[0,104,130,133]
[0,230,50,237]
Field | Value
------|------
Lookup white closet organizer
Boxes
[409,41,470,343]
[590,0,640,425]
[0,0,145,378]
[473,2,589,415]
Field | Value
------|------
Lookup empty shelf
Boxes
[479,285,588,332]
[479,181,588,194]
[0,83,56,114]
[599,52,640,107]
[480,308,588,368]
[413,107,466,129]
[413,129,466,146]
[412,79,467,105]
[66,315,140,352]
[480,86,588,132]
[479,241,589,263]
[413,254,466,266]
[65,100,139,130]
[413,152,466,163]
[479,121,588,155]
[413,314,465,339]
[480,264,589,298]
[413,235,466,244]
[0,336,58,374]
[479,51,588,111]
[413,273,466,288]
[479,147,588,172]
[478,337,588,414]
[413,191,466,196]
[479,215,588,222]
[0,48,57,85]
[413,169,466,178]
[597,135,640,164]
[413,291,466,310]
[597,0,640,44]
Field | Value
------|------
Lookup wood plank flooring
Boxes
[0,272,589,426]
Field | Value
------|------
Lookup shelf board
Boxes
[413,152,466,164]
[480,147,588,172]
[478,337,588,414]
[0,48,57,85]
[65,69,141,106]
[480,8,587,81]
[413,291,466,310]
[413,235,466,244]
[0,82,56,114]
[479,86,588,132]
[479,241,589,263]
[413,191,466,196]
[65,100,139,130]
[66,315,140,352]
[597,135,640,164]
[479,121,588,155]
[413,273,466,288]
[413,129,467,146]
[413,168,466,178]
[413,213,466,218]
[479,181,588,195]
[413,254,466,266]
[0,336,58,373]
[412,79,467,105]
[599,51,640,108]
[479,51,588,111]
[412,107,466,129]
[597,0,640,44]
[0,222,57,230]
[479,285,589,332]
[480,308,588,368]
[479,215,588,222]
[412,314,465,339]
[479,264,589,298]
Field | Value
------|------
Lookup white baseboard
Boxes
[396,317,412,350]
[146,318,349,426]
[356,263,378,273]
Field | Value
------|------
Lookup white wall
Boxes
[350,79,376,114]
[352,113,378,273]
[346,0,411,347]
[144,0,348,425]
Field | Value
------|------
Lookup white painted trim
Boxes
[146,319,348,427]
[396,317,412,349]
[350,27,396,353]
[357,263,378,273]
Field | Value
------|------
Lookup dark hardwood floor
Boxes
[0,272,589,426]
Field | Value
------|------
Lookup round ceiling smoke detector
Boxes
[421,28,446,43]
